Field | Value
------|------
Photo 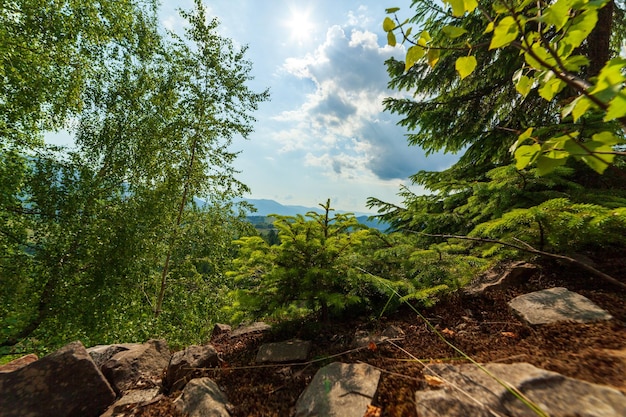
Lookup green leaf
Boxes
[427,48,440,68]
[572,96,593,121]
[445,0,477,17]
[562,55,589,72]
[538,77,566,101]
[605,93,626,120]
[515,75,533,97]
[387,31,397,47]
[536,153,568,175]
[581,149,615,174]
[492,1,508,13]
[385,7,400,13]
[455,56,477,79]
[405,27,413,39]
[490,17,519,49]
[563,10,598,50]
[464,0,478,14]
[484,21,494,34]
[447,0,467,17]
[562,96,579,119]
[405,45,425,71]
[591,131,623,147]
[542,0,571,31]
[514,143,541,170]
[383,17,395,32]
[524,42,557,69]
[442,25,468,39]
[510,127,534,153]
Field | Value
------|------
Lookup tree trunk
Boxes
[586,1,614,77]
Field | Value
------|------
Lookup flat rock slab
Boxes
[230,322,271,338]
[295,362,381,417]
[101,339,170,394]
[509,287,612,325]
[256,340,312,363]
[165,344,219,391]
[174,377,231,417]
[100,388,161,417]
[0,341,115,417]
[87,343,141,370]
[416,362,626,417]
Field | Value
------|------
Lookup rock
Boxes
[101,339,170,394]
[229,322,271,338]
[87,343,141,370]
[0,354,38,373]
[99,388,161,417]
[0,341,115,417]
[381,325,405,339]
[173,377,231,417]
[354,325,405,348]
[165,345,219,392]
[211,323,232,338]
[509,287,613,325]
[256,340,311,363]
[465,261,538,294]
[416,362,626,417]
[295,362,381,417]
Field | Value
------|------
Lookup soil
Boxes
[138,256,626,417]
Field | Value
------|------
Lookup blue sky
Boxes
[50,1,459,213]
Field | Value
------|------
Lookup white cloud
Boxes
[270,22,440,182]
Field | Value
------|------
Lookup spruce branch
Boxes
[410,231,626,290]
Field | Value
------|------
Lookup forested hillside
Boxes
[1,0,625,361]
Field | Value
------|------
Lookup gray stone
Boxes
[295,362,381,417]
[0,354,38,373]
[416,362,626,417]
[99,388,161,417]
[256,340,311,363]
[354,325,405,348]
[173,377,231,417]
[230,322,271,338]
[509,287,613,325]
[87,343,141,370]
[101,339,170,394]
[165,345,219,392]
[0,341,115,417]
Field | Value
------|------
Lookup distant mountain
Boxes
[237,199,389,231]
[236,199,324,216]
[193,197,388,230]
[236,198,375,217]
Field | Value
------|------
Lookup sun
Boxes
[285,7,316,44]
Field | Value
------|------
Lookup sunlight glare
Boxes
[285,8,316,44]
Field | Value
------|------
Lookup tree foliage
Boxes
[228,200,373,322]
[383,0,626,174]
[1,0,267,354]
[370,0,626,264]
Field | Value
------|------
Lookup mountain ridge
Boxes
[236,198,374,217]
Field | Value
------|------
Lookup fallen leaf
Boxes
[501,331,517,338]
[424,374,446,387]
[441,328,455,336]
[363,404,382,417]
[368,341,377,351]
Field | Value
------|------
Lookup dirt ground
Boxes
[139,256,626,417]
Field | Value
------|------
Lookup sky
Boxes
[50,0,459,213]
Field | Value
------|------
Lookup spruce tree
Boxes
[372,0,626,254]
